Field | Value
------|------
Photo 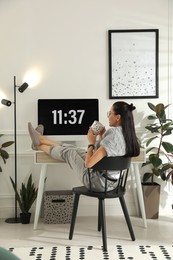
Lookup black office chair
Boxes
[69,156,135,251]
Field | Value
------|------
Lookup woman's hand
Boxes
[85,127,107,168]
[98,127,106,140]
[87,127,97,145]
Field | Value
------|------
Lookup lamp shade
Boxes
[18,82,28,93]
[1,99,12,106]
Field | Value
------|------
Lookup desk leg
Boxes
[133,164,147,228]
[130,164,140,216]
[34,164,47,230]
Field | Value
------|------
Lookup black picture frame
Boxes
[108,29,159,99]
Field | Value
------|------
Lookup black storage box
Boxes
[44,190,74,224]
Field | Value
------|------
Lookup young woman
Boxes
[28,101,140,192]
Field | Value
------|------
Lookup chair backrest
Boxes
[88,156,131,193]
[92,156,131,171]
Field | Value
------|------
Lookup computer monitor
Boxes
[38,99,99,135]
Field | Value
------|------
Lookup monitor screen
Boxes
[38,99,99,135]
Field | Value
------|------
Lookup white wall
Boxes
[0,0,172,219]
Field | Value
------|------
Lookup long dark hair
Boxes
[113,101,140,157]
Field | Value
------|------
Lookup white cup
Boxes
[91,120,104,135]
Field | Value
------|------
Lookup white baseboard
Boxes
[0,192,136,219]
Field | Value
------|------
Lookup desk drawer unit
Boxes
[44,190,74,224]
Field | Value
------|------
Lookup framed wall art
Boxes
[108,29,159,99]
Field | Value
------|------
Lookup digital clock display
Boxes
[38,99,99,135]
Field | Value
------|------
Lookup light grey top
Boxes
[100,126,126,156]
[83,126,126,192]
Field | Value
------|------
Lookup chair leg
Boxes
[119,196,135,241]
[69,194,80,240]
[99,199,107,251]
[98,199,102,232]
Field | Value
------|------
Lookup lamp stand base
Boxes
[5,218,21,224]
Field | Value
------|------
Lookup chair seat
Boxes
[72,186,125,199]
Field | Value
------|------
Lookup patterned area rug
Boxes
[9,245,173,260]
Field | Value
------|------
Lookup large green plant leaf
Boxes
[146,147,158,154]
[162,122,173,130]
[148,115,157,120]
[149,154,162,168]
[152,167,161,177]
[142,161,151,167]
[159,169,167,181]
[158,110,166,122]
[2,141,14,148]
[155,103,164,113]
[148,102,156,112]
[146,137,158,147]
[164,104,170,110]
[162,163,173,171]
[0,149,9,160]
[166,170,173,184]
[0,149,9,164]
[162,142,173,153]
[145,125,161,133]
[163,129,173,136]
[143,172,153,182]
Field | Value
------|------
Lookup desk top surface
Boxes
[35,148,145,164]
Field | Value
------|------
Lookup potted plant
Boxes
[10,174,38,224]
[0,134,14,172]
[142,102,173,218]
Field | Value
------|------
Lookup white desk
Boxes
[33,149,147,230]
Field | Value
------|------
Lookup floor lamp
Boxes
[1,76,29,223]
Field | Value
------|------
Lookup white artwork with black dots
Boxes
[110,31,158,98]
